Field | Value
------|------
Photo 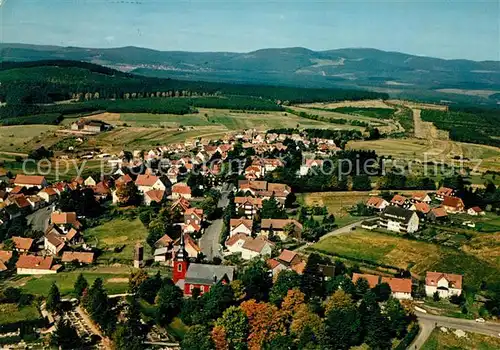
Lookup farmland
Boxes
[0,125,60,153]
[347,138,500,172]
[310,229,500,288]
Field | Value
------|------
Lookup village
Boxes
[1,125,498,348]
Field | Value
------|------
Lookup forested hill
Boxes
[0,60,386,104]
[0,60,387,124]
[2,43,500,105]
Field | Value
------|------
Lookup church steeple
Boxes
[175,233,188,261]
[173,233,189,284]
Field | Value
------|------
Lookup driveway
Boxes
[411,311,500,349]
[27,205,53,232]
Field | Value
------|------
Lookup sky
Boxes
[0,0,499,61]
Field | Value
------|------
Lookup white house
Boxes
[299,159,324,176]
[229,217,253,237]
[378,206,419,234]
[425,271,463,298]
[135,174,169,193]
[467,206,485,216]
[366,196,389,211]
[225,234,274,260]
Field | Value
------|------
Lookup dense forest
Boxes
[0,60,389,125]
[0,60,388,105]
[421,107,500,147]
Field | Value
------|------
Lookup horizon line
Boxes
[0,41,498,64]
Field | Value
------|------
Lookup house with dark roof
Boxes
[378,206,419,233]
[428,207,448,222]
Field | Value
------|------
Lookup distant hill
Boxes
[1,43,500,105]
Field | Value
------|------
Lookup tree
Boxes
[129,269,149,293]
[261,196,287,219]
[83,278,116,335]
[433,291,440,302]
[368,127,381,140]
[113,297,146,350]
[156,283,183,326]
[240,259,272,301]
[290,304,325,346]
[115,182,142,206]
[385,298,409,339]
[324,290,353,314]
[138,271,162,304]
[240,300,286,349]
[284,192,296,208]
[46,282,61,313]
[269,270,301,306]
[354,277,371,299]
[323,306,361,349]
[326,275,356,296]
[372,282,392,302]
[201,196,218,219]
[201,282,236,322]
[300,253,327,299]
[352,175,372,191]
[50,319,83,349]
[182,325,215,350]
[215,306,248,350]
[74,273,88,298]
[359,291,393,349]
[211,325,229,350]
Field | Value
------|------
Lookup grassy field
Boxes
[85,218,151,262]
[0,125,60,153]
[422,328,500,350]
[10,266,133,297]
[347,138,500,172]
[0,303,42,325]
[310,229,500,288]
[298,191,425,216]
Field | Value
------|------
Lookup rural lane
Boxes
[411,311,500,349]
[199,183,233,260]
[295,217,373,252]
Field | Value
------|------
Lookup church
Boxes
[173,234,236,296]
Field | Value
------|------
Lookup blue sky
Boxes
[0,0,499,61]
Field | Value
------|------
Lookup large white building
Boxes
[378,206,419,234]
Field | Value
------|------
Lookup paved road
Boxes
[200,218,223,261]
[199,183,233,260]
[411,311,500,349]
[27,205,53,232]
